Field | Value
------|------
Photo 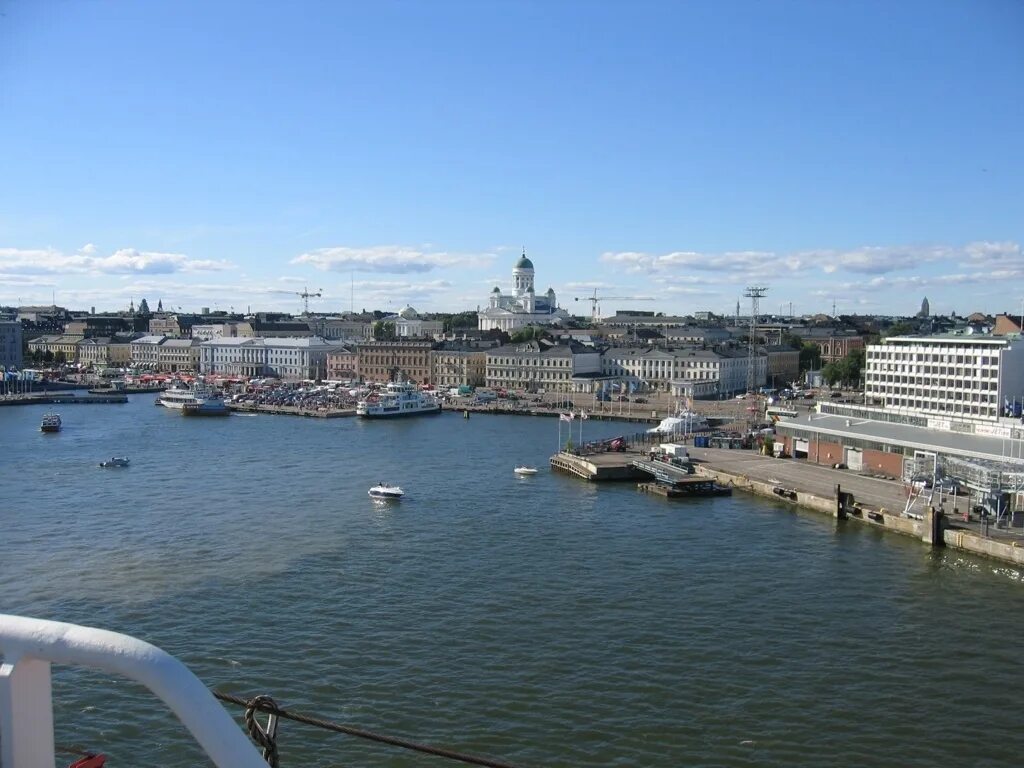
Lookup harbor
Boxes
[3,398,1024,767]
[550,443,1024,566]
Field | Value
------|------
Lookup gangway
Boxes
[632,458,693,485]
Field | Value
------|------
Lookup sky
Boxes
[1,0,1022,319]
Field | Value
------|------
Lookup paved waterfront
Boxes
[695,447,1024,541]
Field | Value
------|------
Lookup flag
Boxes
[559,412,572,422]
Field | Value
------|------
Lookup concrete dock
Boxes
[551,445,1024,567]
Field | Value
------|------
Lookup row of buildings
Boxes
[22,331,796,396]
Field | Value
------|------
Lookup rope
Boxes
[215,691,528,768]
[243,695,280,768]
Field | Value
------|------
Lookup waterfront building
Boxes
[129,335,167,370]
[199,336,342,380]
[0,319,23,370]
[356,340,435,385]
[27,334,82,364]
[485,340,600,394]
[78,337,116,369]
[864,333,1024,423]
[477,251,570,332]
[129,336,201,372]
[601,346,764,395]
[325,346,358,380]
[432,342,491,388]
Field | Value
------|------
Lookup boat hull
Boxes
[357,405,442,419]
[40,425,61,433]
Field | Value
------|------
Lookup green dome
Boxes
[514,253,534,270]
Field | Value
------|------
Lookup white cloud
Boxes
[0,245,231,275]
[292,245,495,274]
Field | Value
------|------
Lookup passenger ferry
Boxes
[40,412,62,433]
[158,380,229,416]
[356,381,442,418]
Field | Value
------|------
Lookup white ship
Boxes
[648,409,709,435]
[356,381,441,418]
[158,380,229,415]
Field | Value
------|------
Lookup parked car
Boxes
[633,397,648,403]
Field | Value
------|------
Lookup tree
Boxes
[372,321,396,341]
[43,350,54,364]
[799,342,821,372]
[54,351,67,366]
[481,328,511,344]
[822,361,842,386]
[510,326,548,343]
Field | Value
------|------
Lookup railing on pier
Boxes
[0,613,267,768]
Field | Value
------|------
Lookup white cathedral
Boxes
[477,251,570,332]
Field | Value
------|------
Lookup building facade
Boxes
[600,346,765,394]
[864,334,1024,423]
[27,334,82,364]
[325,347,358,380]
[477,252,570,332]
[485,340,601,394]
[0,319,23,370]
[432,345,489,388]
[356,340,435,384]
[199,336,340,380]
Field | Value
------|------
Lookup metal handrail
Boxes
[0,613,265,768]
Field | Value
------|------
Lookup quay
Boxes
[551,445,1024,567]
[0,393,128,406]
[226,402,354,418]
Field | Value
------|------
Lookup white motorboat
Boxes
[357,381,441,418]
[514,466,538,475]
[99,456,130,468]
[159,380,229,415]
[368,484,404,499]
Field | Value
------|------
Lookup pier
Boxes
[226,402,355,418]
[551,444,1024,566]
[0,393,128,406]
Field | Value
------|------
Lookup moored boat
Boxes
[40,412,61,432]
[99,456,130,468]
[159,380,229,416]
[514,466,538,475]
[357,381,441,418]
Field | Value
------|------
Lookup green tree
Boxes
[43,350,54,364]
[372,321,396,340]
[822,361,842,386]
[799,342,821,372]
[54,351,67,366]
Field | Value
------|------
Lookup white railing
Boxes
[0,613,266,768]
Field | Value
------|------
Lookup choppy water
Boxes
[2,397,1023,767]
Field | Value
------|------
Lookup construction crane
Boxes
[293,286,323,315]
[574,289,654,323]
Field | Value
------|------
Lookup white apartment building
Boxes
[864,334,1024,423]
[0,319,23,370]
[199,336,342,380]
[601,347,764,394]
[129,336,200,372]
[485,340,600,393]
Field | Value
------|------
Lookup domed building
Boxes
[477,251,569,332]
[385,304,444,339]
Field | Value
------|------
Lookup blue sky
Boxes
[1,0,1021,318]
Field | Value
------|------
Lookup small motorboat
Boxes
[514,466,538,475]
[368,484,404,499]
[40,412,62,433]
[99,456,130,468]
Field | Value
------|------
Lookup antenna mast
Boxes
[744,286,767,395]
